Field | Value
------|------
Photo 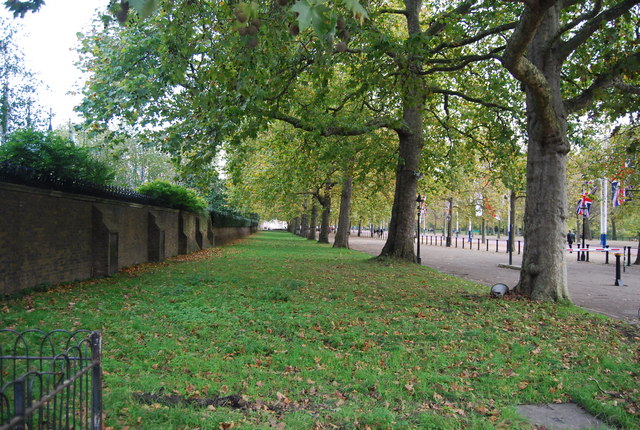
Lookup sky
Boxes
[1,1,103,129]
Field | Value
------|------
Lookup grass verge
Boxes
[2,231,639,429]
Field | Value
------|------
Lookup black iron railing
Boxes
[0,161,162,206]
[0,330,102,430]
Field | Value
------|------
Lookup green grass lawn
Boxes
[2,231,639,429]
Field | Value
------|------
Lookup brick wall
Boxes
[0,182,244,296]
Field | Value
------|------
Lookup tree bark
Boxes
[291,217,300,235]
[300,204,309,238]
[510,5,570,301]
[378,0,424,263]
[307,203,317,240]
[316,184,332,244]
[611,217,617,240]
[333,174,352,248]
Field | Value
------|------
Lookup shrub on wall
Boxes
[137,180,207,213]
[0,129,115,184]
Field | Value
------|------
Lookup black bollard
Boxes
[477,238,480,250]
[628,246,632,267]
[586,244,590,262]
[518,240,521,255]
[495,240,498,252]
[605,249,609,264]
[486,240,489,251]
[615,253,623,286]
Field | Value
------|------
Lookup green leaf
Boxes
[311,4,335,37]
[291,0,313,32]
[341,0,368,22]
[129,0,159,19]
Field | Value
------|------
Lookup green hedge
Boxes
[137,180,207,213]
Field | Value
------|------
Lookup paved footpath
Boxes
[340,234,639,323]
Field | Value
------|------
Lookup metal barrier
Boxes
[0,161,160,207]
[0,330,102,430]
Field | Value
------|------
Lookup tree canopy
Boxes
[0,129,115,184]
[70,0,640,301]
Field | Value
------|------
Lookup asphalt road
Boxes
[340,234,639,323]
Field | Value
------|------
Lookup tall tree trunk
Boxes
[611,217,617,240]
[334,174,352,248]
[378,0,424,263]
[379,127,422,260]
[357,219,362,237]
[291,217,300,235]
[317,184,332,244]
[300,204,309,238]
[512,5,570,301]
[318,198,331,244]
[308,203,317,240]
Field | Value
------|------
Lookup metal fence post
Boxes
[90,332,102,430]
[14,379,25,430]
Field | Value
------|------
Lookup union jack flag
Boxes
[612,180,626,207]
[576,193,593,217]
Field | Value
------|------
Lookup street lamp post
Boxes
[416,194,424,265]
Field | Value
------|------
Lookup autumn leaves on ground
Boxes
[2,231,639,429]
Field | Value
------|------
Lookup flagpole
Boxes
[601,178,608,247]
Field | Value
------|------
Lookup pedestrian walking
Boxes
[567,230,575,251]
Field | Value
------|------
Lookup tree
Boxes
[496,0,640,301]
[77,0,516,264]
[0,129,115,184]
[0,17,46,142]
[73,130,176,189]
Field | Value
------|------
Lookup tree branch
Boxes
[428,87,516,112]
[429,22,517,55]
[555,0,602,42]
[556,0,640,62]
[564,51,640,113]
[613,79,640,95]
[262,109,403,136]
[377,8,407,16]
[424,0,475,37]
[500,2,557,129]
[422,48,504,74]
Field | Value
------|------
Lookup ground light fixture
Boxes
[490,283,509,297]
